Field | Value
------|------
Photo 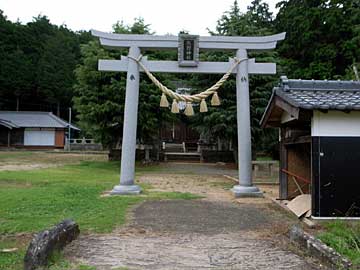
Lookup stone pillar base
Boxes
[111,184,142,195]
[231,185,263,198]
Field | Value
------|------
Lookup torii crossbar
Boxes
[92,30,285,197]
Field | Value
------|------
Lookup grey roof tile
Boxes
[275,76,360,111]
[0,111,80,130]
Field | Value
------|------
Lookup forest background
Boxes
[0,0,359,156]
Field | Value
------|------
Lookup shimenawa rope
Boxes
[127,55,247,115]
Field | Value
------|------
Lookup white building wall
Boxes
[311,111,360,137]
[24,128,55,146]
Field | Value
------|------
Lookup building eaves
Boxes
[0,119,19,129]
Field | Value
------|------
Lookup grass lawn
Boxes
[318,221,360,268]
[0,161,200,270]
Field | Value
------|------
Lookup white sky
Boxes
[0,0,279,36]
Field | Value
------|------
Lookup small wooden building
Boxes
[261,76,360,217]
[0,111,79,149]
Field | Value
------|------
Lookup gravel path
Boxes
[72,232,315,270]
[66,173,323,270]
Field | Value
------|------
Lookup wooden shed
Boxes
[261,76,360,218]
[0,111,79,149]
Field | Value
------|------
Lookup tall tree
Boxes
[0,11,33,110]
[247,0,273,29]
[37,26,79,115]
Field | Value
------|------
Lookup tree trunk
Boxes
[56,102,60,116]
[233,148,238,165]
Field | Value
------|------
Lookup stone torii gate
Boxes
[92,30,285,197]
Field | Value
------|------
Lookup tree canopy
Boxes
[275,0,360,79]
[0,12,91,116]
[191,0,280,157]
[0,0,359,154]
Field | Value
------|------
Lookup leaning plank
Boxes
[24,219,79,270]
[287,194,311,218]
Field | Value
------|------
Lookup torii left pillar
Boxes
[111,46,142,195]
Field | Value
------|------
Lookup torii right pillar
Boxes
[231,49,262,197]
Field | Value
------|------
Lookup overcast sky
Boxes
[0,0,279,36]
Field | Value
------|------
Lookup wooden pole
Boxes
[7,130,10,147]
[16,97,19,111]
[353,65,360,81]
[68,107,71,151]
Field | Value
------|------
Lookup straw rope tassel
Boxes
[171,99,179,113]
[184,102,194,116]
[160,93,169,107]
[211,92,221,106]
[200,99,208,113]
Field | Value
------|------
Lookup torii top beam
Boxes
[91,30,286,51]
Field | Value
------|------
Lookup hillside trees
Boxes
[0,11,32,110]
[1,0,360,153]
[0,12,90,117]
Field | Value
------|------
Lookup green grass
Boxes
[318,220,360,267]
[77,266,97,270]
[0,237,27,270]
[0,161,200,270]
[210,181,234,190]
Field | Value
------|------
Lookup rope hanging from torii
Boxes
[127,55,247,116]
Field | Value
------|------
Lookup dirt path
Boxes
[66,173,324,270]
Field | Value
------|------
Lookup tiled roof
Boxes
[275,76,360,110]
[0,111,80,130]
